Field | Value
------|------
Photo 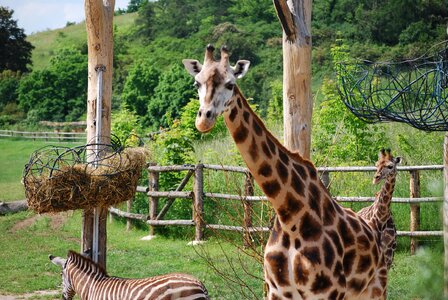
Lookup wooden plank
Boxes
[109,207,147,221]
[147,191,192,198]
[202,164,248,173]
[397,231,443,237]
[444,133,448,297]
[207,224,270,232]
[146,220,194,226]
[148,165,159,236]
[193,164,205,241]
[410,170,421,254]
[204,192,267,201]
[147,165,195,172]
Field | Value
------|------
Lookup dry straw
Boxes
[23,145,148,214]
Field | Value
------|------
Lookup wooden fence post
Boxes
[148,163,159,237]
[193,164,205,242]
[126,198,133,231]
[243,172,254,248]
[443,133,448,298]
[410,170,420,255]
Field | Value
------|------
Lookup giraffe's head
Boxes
[49,253,75,300]
[373,148,402,184]
[182,45,250,133]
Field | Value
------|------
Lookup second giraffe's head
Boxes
[182,45,250,133]
[373,148,402,184]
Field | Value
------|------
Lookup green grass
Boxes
[0,138,444,299]
[0,211,263,299]
[0,138,81,201]
[0,210,443,299]
[27,13,137,71]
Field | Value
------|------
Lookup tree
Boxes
[0,7,34,72]
[122,59,160,116]
[18,47,87,122]
[127,0,148,13]
[145,64,196,130]
[0,70,20,110]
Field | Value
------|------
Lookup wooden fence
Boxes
[0,129,86,142]
[109,163,444,252]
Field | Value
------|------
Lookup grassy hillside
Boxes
[27,13,137,71]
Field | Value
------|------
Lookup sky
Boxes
[2,0,130,35]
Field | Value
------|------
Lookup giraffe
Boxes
[183,45,390,299]
[357,148,402,270]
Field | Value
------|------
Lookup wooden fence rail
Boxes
[109,163,444,252]
[0,129,86,142]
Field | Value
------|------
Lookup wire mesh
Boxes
[22,137,147,213]
[337,42,448,131]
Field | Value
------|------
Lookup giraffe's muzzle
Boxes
[195,107,216,133]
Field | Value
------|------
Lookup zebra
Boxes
[49,250,210,300]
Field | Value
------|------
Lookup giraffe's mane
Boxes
[233,86,318,169]
[67,250,108,276]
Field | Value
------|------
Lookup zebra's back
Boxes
[88,273,210,300]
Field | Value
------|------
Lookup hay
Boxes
[23,147,148,214]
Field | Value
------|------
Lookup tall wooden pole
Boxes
[82,0,115,269]
[444,133,448,297]
[273,0,312,158]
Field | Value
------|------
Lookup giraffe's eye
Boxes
[193,81,201,89]
[387,165,393,169]
[225,82,235,90]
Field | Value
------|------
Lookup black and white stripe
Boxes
[49,250,209,300]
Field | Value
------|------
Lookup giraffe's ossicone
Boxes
[183,45,391,300]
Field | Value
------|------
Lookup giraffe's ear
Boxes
[394,156,402,165]
[182,59,202,77]
[232,60,250,79]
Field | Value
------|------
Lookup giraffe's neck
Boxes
[223,87,331,228]
[374,172,397,225]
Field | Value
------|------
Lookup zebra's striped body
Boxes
[49,250,209,300]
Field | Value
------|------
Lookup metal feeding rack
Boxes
[23,138,147,214]
[337,41,448,131]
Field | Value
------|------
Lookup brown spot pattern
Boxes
[243,111,250,123]
[356,255,372,273]
[279,150,289,165]
[323,198,336,226]
[294,255,309,285]
[311,272,332,294]
[253,119,262,136]
[278,192,303,224]
[323,238,335,269]
[261,141,273,159]
[248,137,258,162]
[266,251,290,286]
[291,171,305,196]
[262,180,281,198]
[276,160,289,183]
[233,124,248,144]
[228,107,238,122]
[267,138,276,155]
[258,162,272,177]
[303,246,321,265]
[343,249,357,275]
[300,213,322,241]
[308,182,322,217]
[293,163,307,179]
